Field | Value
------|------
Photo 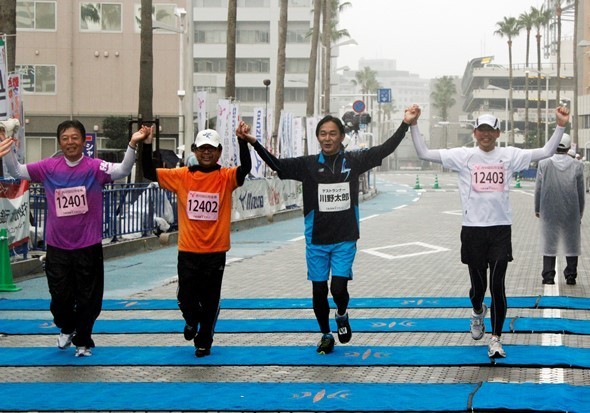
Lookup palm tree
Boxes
[431,76,457,149]
[519,9,535,147]
[272,0,288,154]
[225,0,237,99]
[306,0,322,118]
[353,66,379,95]
[494,16,521,145]
[532,5,552,146]
[136,0,154,183]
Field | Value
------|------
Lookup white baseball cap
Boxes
[558,133,571,149]
[194,129,221,149]
[475,114,500,130]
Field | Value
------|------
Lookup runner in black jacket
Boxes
[237,105,419,353]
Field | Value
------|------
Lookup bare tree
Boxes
[271,0,288,154]
[136,0,154,182]
[306,0,322,118]
[225,0,237,98]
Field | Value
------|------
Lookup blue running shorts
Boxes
[306,241,356,281]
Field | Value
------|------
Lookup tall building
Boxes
[14,0,188,161]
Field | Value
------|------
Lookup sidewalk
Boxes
[0,171,588,412]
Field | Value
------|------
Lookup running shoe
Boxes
[57,332,74,349]
[183,324,197,341]
[316,333,335,354]
[195,347,211,358]
[469,303,487,340]
[75,346,92,357]
[335,311,352,344]
[487,336,506,358]
[566,276,577,285]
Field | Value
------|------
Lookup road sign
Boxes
[352,100,366,113]
[377,88,392,104]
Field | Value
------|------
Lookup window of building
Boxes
[16,1,56,30]
[17,64,56,94]
[236,87,267,102]
[134,4,177,33]
[237,22,270,44]
[195,22,227,43]
[196,58,270,73]
[287,21,309,43]
[80,2,122,32]
[288,0,309,7]
[284,87,306,103]
[195,0,227,6]
[286,58,309,74]
[238,0,270,6]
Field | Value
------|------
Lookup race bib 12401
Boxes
[55,186,88,217]
[471,164,506,192]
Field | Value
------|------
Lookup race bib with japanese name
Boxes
[55,186,89,217]
[318,182,351,212]
[186,191,219,221]
[471,164,506,192]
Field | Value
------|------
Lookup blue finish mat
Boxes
[1,316,589,334]
[1,295,589,310]
[0,345,588,368]
[0,382,587,412]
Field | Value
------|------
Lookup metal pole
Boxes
[504,96,508,147]
[177,11,186,155]
[545,75,549,144]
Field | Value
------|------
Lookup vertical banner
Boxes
[84,132,96,158]
[250,107,266,178]
[7,73,25,164]
[195,91,207,132]
[293,117,304,157]
[306,116,320,155]
[0,179,30,249]
[229,101,240,166]
[217,99,231,167]
[0,38,7,119]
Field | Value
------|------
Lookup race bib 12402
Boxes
[186,191,219,221]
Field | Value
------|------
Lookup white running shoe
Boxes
[488,336,506,358]
[469,303,487,340]
[57,332,74,349]
[75,346,92,357]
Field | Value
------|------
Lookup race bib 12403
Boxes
[471,164,506,192]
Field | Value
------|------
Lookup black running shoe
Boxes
[335,312,352,344]
[184,324,197,341]
[316,333,335,354]
[566,277,577,285]
[195,347,211,358]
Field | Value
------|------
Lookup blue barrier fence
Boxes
[28,182,178,251]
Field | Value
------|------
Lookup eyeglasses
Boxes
[196,146,218,153]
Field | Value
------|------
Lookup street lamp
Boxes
[526,69,550,143]
[318,39,357,115]
[263,79,271,143]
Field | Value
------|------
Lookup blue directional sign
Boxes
[377,88,392,104]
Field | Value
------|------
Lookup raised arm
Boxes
[0,137,13,158]
[236,138,251,186]
[108,125,151,181]
[409,105,442,163]
[133,125,158,182]
[236,121,283,173]
[529,106,570,162]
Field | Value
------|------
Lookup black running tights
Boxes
[312,277,349,334]
[468,260,508,337]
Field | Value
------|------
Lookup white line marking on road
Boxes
[443,210,462,216]
[539,368,565,384]
[226,257,243,264]
[360,214,379,222]
[289,235,305,242]
[361,242,450,260]
[393,205,407,210]
[513,189,533,197]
